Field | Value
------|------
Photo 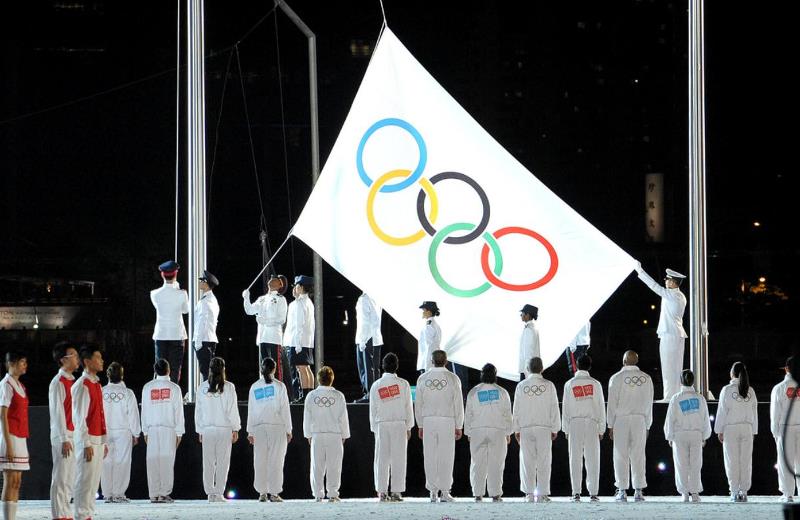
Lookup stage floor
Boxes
[13,496,790,519]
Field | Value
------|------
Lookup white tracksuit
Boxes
[369,373,414,495]
[416,318,441,372]
[607,365,654,491]
[195,381,241,497]
[283,293,315,351]
[247,378,292,495]
[464,383,512,498]
[512,374,560,496]
[715,379,758,494]
[71,373,107,520]
[303,386,350,499]
[101,382,141,499]
[664,385,711,494]
[141,375,185,499]
[48,369,76,520]
[518,320,539,378]
[414,367,464,493]
[562,370,606,496]
[770,374,800,497]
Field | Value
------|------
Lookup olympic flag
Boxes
[292,28,636,379]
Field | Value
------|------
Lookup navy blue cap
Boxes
[199,270,219,288]
[520,304,539,319]
[419,301,440,313]
[159,260,180,272]
[293,275,314,286]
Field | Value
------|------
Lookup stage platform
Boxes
[20,402,783,501]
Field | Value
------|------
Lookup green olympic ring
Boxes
[428,222,504,297]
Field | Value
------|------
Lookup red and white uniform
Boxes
[303,386,350,499]
[195,381,241,497]
[0,374,29,471]
[715,379,757,495]
[141,375,185,499]
[771,374,800,498]
[513,374,560,496]
[247,378,292,496]
[562,370,606,496]
[48,368,75,520]
[464,382,512,498]
[71,372,107,520]
[664,385,711,495]
[101,382,141,499]
[369,373,414,495]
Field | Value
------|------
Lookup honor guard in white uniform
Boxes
[416,302,441,372]
[565,322,591,375]
[518,304,540,380]
[195,357,241,502]
[464,364,512,501]
[607,351,654,502]
[151,260,190,384]
[48,342,79,520]
[243,274,288,379]
[415,350,464,502]
[247,357,292,502]
[513,357,560,503]
[562,354,605,502]
[715,362,758,502]
[303,366,350,502]
[635,264,687,401]
[664,369,711,502]
[369,353,414,501]
[101,362,141,503]
[193,271,220,382]
[284,275,315,403]
[770,357,800,502]
[354,293,384,403]
[141,359,185,503]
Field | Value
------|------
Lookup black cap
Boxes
[199,270,219,288]
[419,301,440,314]
[520,304,539,320]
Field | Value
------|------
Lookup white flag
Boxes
[293,28,636,379]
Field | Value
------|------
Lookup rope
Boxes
[173,0,181,262]
[246,230,294,290]
[206,48,236,227]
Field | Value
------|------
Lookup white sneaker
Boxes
[571,494,581,502]
[440,491,455,502]
[538,495,551,503]
[492,496,502,502]
[783,495,794,503]
[474,496,483,502]
[633,489,644,502]
[730,492,737,502]
[739,491,748,502]
[614,489,627,502]
[690,493,700,503]
[430,491,438,503]
[524,494,535,503]
[682,493,690,503]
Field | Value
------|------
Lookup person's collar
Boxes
[575,370,589,377]
[382,372,396,377]
[530,373,544,379]
[729,377,739,384]
[622,365,638,371]
[680,385,694,391]
[109,381,127,388]
[296,293,308,299]
[785,373,795,382]
[431,366,448,371]
[268,290,278,295]
[58,368,75,380]
[82,371,99,382]
[155,375,170,381]
[163,280,179,288]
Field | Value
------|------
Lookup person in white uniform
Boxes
[518,304,540,380]
[464,364,512,502]
[284,275,315,403]
[150,260,190,384]
[565,322,591,375]
[354,292,384,403]
[607,350,653,502]
[243,274,288,382]
[247,357,292,502]
[369,352,413,502]
[141,359,185,503]
[513,356,560,503]
[101,362,141,503]
[193,270,220,382]
[416,301,441,373]
[664,369,711,502]
[715,361,757,502]
[1,351,29,520]
[48,342,79,520]
[635,264,687,401]
[770,356,800,503]
[415,350,464,502]
[303,366,350,502]
[562,354,605,502]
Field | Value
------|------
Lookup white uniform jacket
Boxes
[562,370,606,435]
[518,320,540,377]
[355,293,384,350]
[664,386,711,442]
[715,379,758,436]
[607,366,654,430]
[566,322,591,352]
[141,376,185,437]
[414,367,464,428]
[512,374,560,433]
[464,383,512,437]
[303,386,350,439]
[243,290,287,345]
[283,293,315,349]
[770,375,800,437]
[102,382,141,436]
[416,318,442,371]
[48,369,75,443]
[246,379,292,435]
[637,270,687,338]
[369,373,414,433]
[195,381,241,432]
[151,281,190,341]
[192,291,219,348]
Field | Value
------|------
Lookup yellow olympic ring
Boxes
[367,169,439,245]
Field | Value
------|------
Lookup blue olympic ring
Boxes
[356,118,427,192]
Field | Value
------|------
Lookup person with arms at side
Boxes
[284,275,315,404]
[243,275,289,388]
[415,301,441,374]
[151,260,190,385]
[48,342,79,520]
[354,292,384,403]
[100,362,141,504]
[1,351,29,520]
[564,322,591,376]
[770,356,800,503]
[518,305,539,380]
[193,271,220,382]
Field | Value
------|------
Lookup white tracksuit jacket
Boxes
[141,375,185,499]
[770,374,800,496]
[513,374,560,496]
[664,385,711,494]
[464,383,512,497]
[303,386,350,499]
[48,369,76,520]
[247,378,292,495]
[562,370,606,496]
[101,382,141,498]
[369,373,414,494]
[715,378,758,494]
[195,381,241,496]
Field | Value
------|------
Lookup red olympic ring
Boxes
[479,226,558,291]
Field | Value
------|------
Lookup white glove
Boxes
[294,346,303,354]
[357,342,367,352]
[242,289,250,298]
[634,262,643,274]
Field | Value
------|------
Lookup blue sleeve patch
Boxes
[477,389,500,403]
[679,397,700,413]
[254,386,275,401]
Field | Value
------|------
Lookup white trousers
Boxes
[613,415,648,490]
[310,433,344,499]
[252,424,288,495]
[50,440,75,520]
[722,424,753,494]
[671,430,703,494]
[519,427,552,495]
[373,421,408,494]
[201,427,232,496]
[74,442,104,520]
[101,429,133,498]
[468,427,507,497]
[422,417,456,493]
[146,426,177,498]
[567,418,600,495]
[659,335,685,400]
[777,426,800,496]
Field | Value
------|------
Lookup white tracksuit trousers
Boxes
[74,442,104,520]
[201,427,232,496]
[310,433,344,499]
[722,423,753,494]
[671,430,703,494]
[659,336,684,400]
[146,426,177,498]
[613,415,648,490]
[373,421,408,494]
[568,418,600,496]
[422,417,456,493]
[101,429,133,498]
[252,424,288,495]
[469,427,507,497]
[519,427,552,496]
[777,426,800,496]
[50,442,76,520]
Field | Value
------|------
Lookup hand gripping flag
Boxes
[293,28,636,379]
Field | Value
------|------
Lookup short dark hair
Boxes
[318,366,334,386]
[576,354,592,371]
[52,341,77,365]
[431,350,447,367]
[79,344,102,363]
[5,350,26,365]
[480,363,497,384]
[528,357,544,374]
[382,352,399,374]
[154,358,170,376]
[681,369,694,387]
[107,362,123,383]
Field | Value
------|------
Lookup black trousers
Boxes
[154,340,185,385]
[355,339,382,397]
[565,344,590,375]
[195,341,217,381]
[258,342,285,384]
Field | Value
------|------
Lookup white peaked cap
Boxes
[665,268,686,279]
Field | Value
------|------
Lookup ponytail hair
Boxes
[208,357,226,393]
[261,357,276,384]
[732,361,750,399]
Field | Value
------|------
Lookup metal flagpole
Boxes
[688,0,710,398]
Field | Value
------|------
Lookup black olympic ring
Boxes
[416,171,491,245]
[523,385,546,396]
[425,379,448,390]
[103,392,125,403]
[314,396,335,407]
[731,391,751,402]
[624,376,647,387]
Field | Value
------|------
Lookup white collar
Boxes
[58,368,75,380]
[155,375,171,381]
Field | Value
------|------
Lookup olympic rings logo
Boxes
[523,385,546,396]
[202,388,222,398]
[731,391,751,402]
[314,396,336,407]
[624,376,648,387]
[425,378,448,391]
[358,118,559,297]
[103,392,125,403]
